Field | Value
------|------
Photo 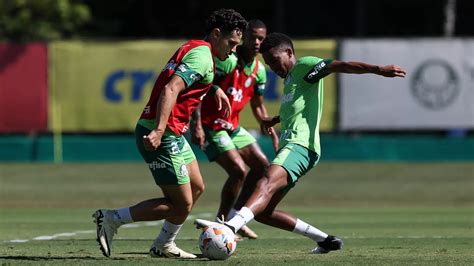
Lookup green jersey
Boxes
[278,56,332,155]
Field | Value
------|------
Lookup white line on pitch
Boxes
[4,212,213,243]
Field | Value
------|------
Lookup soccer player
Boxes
[191,19,278,240]
[92,9,247,259]
[196,33,406,253]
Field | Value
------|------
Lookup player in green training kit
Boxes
[92,9,247,259]
[196,33,406,253]
[192,19,278,240]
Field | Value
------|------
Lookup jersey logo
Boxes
[281,92,294,104]
[304,61,329,83]
[227,87,243,102]
[244,77,253,88]
[162,60,177,72]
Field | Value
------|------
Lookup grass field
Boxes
[1,162,473,265]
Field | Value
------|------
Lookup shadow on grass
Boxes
[0,255,126,261]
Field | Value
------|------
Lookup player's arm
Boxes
[143,75,186,151]
[250,94,279,151]
[191,103,206,149]
[326,60,406,78]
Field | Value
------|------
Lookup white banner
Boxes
[339,39,474,130]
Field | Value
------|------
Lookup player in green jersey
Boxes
[92,9,247,259]
[196,33,406,253]
[192,19,278,240]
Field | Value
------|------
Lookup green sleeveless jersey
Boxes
[279,56,332,155]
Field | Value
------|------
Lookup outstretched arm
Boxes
[143,75,186,151]
[326,60,406,78]
[250,95,279,151]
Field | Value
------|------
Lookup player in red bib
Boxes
[192,20,278,239]
[92,9,247,259]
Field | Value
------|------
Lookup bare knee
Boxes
[247,155,269,175]
[193,182,205,198]
[227,162,248,182]
[254,176,278,197]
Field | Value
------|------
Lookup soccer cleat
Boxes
[92,209,119,257]
[236,225,258,239]
[194,218,215,229]
[194,218,236,234]
[149,241,197,259]
[311,235,343,254]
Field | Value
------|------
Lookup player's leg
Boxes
[236,143,342,253]
[147,183,197,259]
[93,124,196,258]
[229,142,269,239]
[202,127,248,219]
[233,142,269,209]
[187,159,205,204]
[214,149,248,219]
[148,135,198,258]
[254,189,342,254]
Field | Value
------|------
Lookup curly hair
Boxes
[205,9,247,35]
[260,32,294,54]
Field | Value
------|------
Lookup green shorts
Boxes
[203,126,256,161]
[135,124,196,186]
[272,143,319,192]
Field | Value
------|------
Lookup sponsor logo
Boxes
[284,74,293,86]
[143,106,151,114]
[214,118,233,130]
[411,59,459,110]
[280,130,291,140]
[104,70,155,102]
[244,77,253,88]
[148,161,166,170]
[163,60,177,72]
[281,92,294,104]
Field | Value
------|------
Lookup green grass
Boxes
[1,162,473,265]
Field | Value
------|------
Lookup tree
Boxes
[0,0,91,42]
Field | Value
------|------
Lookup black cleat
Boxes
[312,235,343,254]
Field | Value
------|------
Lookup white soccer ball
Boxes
[198,223,237,260]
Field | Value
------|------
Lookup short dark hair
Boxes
[260,32,294,54]
[205,9,247,35]
[247,19,266,30]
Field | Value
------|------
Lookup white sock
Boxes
[111,208,133,225]
[227,208,238,220]
[156,221,183,245]
[292,219,328,242]
[226,207,254,232]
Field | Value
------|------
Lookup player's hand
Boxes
[143,130,162,151]
[261,116,280,131]
[191,126,206,150]
[378,65,406,78]
[214,88,232,118]
[268,127,279,152]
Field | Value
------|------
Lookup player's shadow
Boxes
[122,252,209,260]
[0,255,126,261]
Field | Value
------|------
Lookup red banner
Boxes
[0,43,48,132]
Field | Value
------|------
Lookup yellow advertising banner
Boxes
[49,40,186,131]
[49,40,336,132]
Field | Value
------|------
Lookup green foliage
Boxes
[0,0,91,41]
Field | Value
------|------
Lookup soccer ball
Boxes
[198,223,237,260]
